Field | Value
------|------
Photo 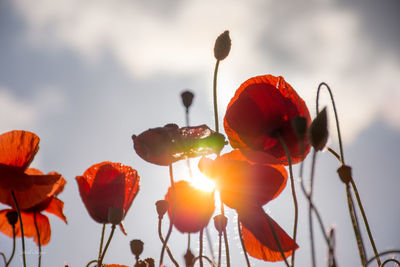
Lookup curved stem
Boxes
[5,225,16,266]
[193,255,215,266]
[213,60,221,133]
[98,224,116,267]
[1,251,6,266]
[366,250,400,265]
[350,179,381,266]
[158,218,179,267]
[205,227,215,263]
[199,229,204,267]
[33,212,42,267]
[308,151,317,267]
[316,82,344,163]
[11,190,26,267]
[237,218,251,267]
[346,185,367,266]
[350,188,367,259]
[86,259,98,267]
[97,224,106,265]
[160,164,176,267]
[381,259,400,266]
[277,135,298,266]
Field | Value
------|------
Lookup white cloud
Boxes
[11,0,400,143]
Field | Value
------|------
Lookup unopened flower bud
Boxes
[292,116,308,139]
[337,165,352,184]
[143,258,155,267]
[184,249,195,267]
[155,200,169,219]
[130,239,144,259]
[214,31,231,61]
[213,214,228,234]
[181,90,194,110]
[6,211,18,226]
[309,107,328,151]
[107,207,124,225]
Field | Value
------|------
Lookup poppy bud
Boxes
[107,207,124,225]
[130,239,144,259]
[214,30,231,61]
[6,211,18,226]
[213,214,228,234]
[181,90,194,110]
[184,249,195,267]
[337,165,352,184]
[292,116,308,139]
[155,200,169,219]
[309,107,328,151]
[143,258,155,267]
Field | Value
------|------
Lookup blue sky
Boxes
[0,0,400,266]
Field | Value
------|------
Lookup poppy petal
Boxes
[0,130,39,170]
[44,198,67,223]
[238,205,298,262]
[104,265,129,267]
[0,210,51,246]
[224,75,311,165]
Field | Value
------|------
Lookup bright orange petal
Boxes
[238,205,298,262]
[44,198,67,223]
[0,130,39,170]
[0,210,51,246]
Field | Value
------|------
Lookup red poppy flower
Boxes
[0,168,67,246]
[165,180,215,233]
[133,124,225,166]
[76,162,139,231]
[199,150,298,262]
[224,75,311,165]
[0,130,64,210]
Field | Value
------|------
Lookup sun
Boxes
[190,167,216,192]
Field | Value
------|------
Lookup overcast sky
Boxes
[0,0,399,266]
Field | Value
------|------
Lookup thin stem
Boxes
[98,224,106,265]
[277,135,298,266]
[185,109,190,127]
[199,229,204,267]
[350,179,381,266]
[5,225,16,266]
[350,188,367,260]
[222,229,230,267]
[205,227,215,263]
[33,212,42,267]
[11,190,26,267]
[346,185,367,266]
[213,60,221,133]
[158,218,179,267]
[193,255,215,266]
[308,151,317,267]
[263,211,290,267]
[98,224,116,267]
[237,218,251,267]
[316,82,344,163]
[187,233,191,250]
[217,233,222,267]
[381,259,400,266]
[1,251,6,266]
[86,260,98,267]
[366,250,400,265]
[160,164,176,267]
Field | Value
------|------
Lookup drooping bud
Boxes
[181,90,194,110]
[107,207,124,225]
[309,107,328,151]
[292,116,308,139]
[213,214,228,234]
[214,31,231,61]
[184,249,195,267]
[337,165,352,184]
[6,211,18,226]
[155,200,169,219]
[130,239,144,260]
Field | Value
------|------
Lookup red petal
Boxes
[76,162,139,225]
[224,75,311,165]
[0,130,40,170]
[238,205,298,262]
[165,180,215,233]
[44,198,67,223]
[104,265,129,267]
[199,150,287,209]
[0,210,51,246]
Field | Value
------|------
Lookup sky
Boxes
[0,0,400,266]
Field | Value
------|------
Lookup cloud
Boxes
[11,0,400,143]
